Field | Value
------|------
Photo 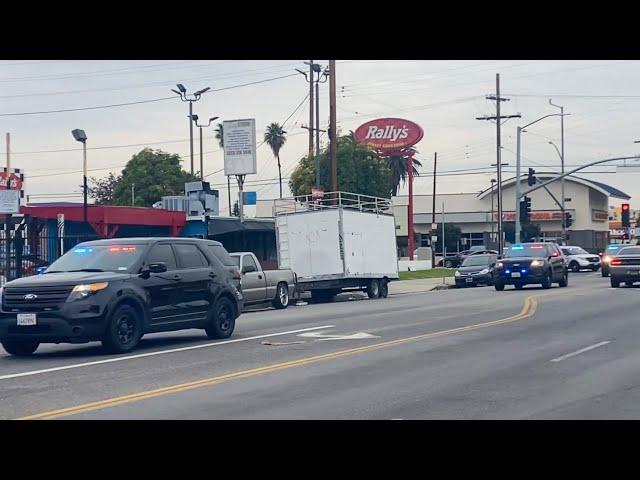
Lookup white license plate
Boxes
[465,277,473,283]
[628,271,640,276]
[17,313,37,326]
[511,272,521,278]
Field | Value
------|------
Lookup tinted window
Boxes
[47,244,146,273]
[146,244,177,270]
[209,244,236,266]
[174,244,209,269]
[618,247,640,256]
[562,247,588,255]
[243,255,258,272]
[505,244,549,258]
[462,255,495,267]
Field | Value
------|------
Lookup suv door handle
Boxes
[208,272,217,278]
[172,274,182,281]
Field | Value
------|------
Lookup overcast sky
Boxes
[3,60,640,214]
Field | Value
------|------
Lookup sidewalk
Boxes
[389,276,455,295]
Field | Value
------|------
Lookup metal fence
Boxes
[0,222,102,286]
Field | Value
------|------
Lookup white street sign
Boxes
[297,331,380,341]
[223,119,257,176]
[0,189,20,214]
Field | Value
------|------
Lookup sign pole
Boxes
[236,174,245,224]
[5,133,11,282]
[408,151,414,261]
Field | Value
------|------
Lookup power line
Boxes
[0,73,300,117]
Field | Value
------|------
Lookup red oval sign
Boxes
[0,172,22,190]
[353,117,423,152]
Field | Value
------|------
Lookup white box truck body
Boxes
[274,192,399,301]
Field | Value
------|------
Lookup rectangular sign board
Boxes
[223,119,257,176]
[0,189,20,214]
[243,191,257,205]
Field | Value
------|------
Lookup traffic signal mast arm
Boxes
[519,156,640,198]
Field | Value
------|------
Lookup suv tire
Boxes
[205,296,236,339]
[541,271,552,289]
[102,304,143,354]
[611,278,620,288]
[494,281,505,291]
[558,271,568,287]
[1,340,40,357]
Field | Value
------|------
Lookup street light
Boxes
[549,99,566,243]
[171,84,210,176]
[515,112,568,243]
[71,129,88,233]
[191,114,219,181]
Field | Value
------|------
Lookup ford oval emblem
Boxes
[24,294,38,300]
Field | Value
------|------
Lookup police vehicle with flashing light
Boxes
[493,242,569,291]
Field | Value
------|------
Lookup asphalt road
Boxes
[2,271,639,419]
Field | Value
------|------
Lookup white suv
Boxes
[560,246,601,272]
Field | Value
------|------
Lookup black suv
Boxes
[493,242,569,290]
[0,238,243,356]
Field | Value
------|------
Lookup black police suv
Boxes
[493,242,568,291]
[0,238,243,356]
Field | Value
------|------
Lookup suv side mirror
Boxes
[149,262,168,273]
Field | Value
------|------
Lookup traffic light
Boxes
[564,211,573,229]
[520,196,532,223]
[527,168,537,186]
[621,203,631,228]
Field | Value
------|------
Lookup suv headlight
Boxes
[67,282,109,302]
[480,268,490,274]
[530,259,544,267]
[454,270,460,277]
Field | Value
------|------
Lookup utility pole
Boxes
[476,74,520,253]
[549,99,566,243]
[329,60,337,192]
[309,60,314,159]
[431,152,437,266]
[490,178,496,248]
[5,133,11,281]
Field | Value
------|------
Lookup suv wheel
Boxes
[494,281,505,291]
[272,283,289,309]
[541,271,552,289]
[602,268,609,278]
[366,279,380,299]
[205,296,236,339]
[1,340,40,357]
[569,261,580,272]
[558,271,568,288]
[102,304,143,354]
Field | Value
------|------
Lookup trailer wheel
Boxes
[311,290,336,303]
[379,279,389,298]
[366,279,380,299]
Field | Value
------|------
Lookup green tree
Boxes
[88,172,121,205]
[387,147,422,197]
[434,224,462,253]
[232,201,240,217]
[289,133,391,198]
[214,123,224,148]
[112,148,197,207]
[264,122,287,198]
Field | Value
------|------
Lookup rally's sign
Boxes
[497,210,572,222]
[354,118,423,153]
[0,171,23,190]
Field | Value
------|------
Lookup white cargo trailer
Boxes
[274,192,399,302]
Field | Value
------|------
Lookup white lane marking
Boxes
[298,331,380,341]
[0,325,335,381]
[550,341,610,363]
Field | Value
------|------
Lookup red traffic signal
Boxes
[622,203,630,211]
[621,203,631,228]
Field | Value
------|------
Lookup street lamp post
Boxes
[71,129,88,234]
[515,113,568,243]
[171,84,211,176]
[191,114,219,180]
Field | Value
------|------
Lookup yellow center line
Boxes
[17,288,576,420]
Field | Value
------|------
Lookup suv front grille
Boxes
[3,285,74,311]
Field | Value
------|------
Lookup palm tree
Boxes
[214,123,232,215]
[264,122,287,198]
[387,147,422,197]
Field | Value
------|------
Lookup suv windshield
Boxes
[504,244,550,258]
[46,244,146,273]
[462,255,495,267]
[562,247,588,255]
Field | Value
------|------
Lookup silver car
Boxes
[609,246,640,288]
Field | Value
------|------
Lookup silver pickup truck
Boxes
[229,252,296,310]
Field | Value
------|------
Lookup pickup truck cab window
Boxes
[243,255,258,273]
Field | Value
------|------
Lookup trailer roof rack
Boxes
[273,191,393,217]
